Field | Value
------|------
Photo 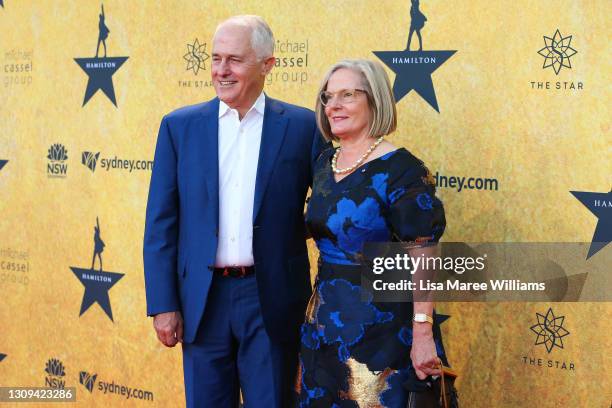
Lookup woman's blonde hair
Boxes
[315,59,397,141]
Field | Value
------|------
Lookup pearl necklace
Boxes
[331,136,384,174]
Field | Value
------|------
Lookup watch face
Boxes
[413,314,431,323]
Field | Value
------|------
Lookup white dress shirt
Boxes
[214,92,265,267]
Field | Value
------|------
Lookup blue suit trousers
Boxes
[182,274,298,408]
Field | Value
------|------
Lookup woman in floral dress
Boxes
[297,59,451,407]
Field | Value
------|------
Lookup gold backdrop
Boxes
[0,0,610,407]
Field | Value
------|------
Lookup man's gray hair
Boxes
[216,15,275,60]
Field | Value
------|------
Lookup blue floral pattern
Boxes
[318,279,392,361]
[369,172,389,203]
[298,358,326,407]
[301,322,321,350]
[416,192,433,210]
[388,187,406,205]
[299,147,448,407]
[325,197,388,262]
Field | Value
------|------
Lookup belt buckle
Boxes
[223,267,246,278]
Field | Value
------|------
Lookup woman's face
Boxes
[324,68,371,141]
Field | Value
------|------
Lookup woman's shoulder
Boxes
[383,146,436,185]
[382,146,425,168]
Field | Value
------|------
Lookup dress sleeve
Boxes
[386,162,446,242]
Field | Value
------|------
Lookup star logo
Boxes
[75,57,128,106]
[374,51,456,112]
[436,313,450,326]
[0,160,7,171]
[530,308,570,353]
[71,267,124,321]
[571,190,611,259]
[183,38,209,75]
[537,29,577,75]
[374,2,456,112]
[70,217,124,321]
[74,4,128,106]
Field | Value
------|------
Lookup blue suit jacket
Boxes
[144,96,326,343]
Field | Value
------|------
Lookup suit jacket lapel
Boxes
[199,97,220,229]
[253,96,288,222]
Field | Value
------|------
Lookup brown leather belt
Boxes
[213,266,255,278]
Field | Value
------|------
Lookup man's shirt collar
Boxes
[218,92,266,118]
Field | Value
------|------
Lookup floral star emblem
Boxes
[183,39,209,75]
[530,307,570,353]
[537,29,577,75]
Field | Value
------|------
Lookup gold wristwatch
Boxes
[413,313,433,324]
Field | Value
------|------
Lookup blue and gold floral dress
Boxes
[297,147,448,407]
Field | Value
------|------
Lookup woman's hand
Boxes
[410,324,441,380]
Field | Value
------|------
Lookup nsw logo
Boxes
[79,371,98,393]
[47,144,68,178]
[44,358,66,389]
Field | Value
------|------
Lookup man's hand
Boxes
[153,311,184,347]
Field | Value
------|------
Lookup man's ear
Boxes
[261,56,276,76]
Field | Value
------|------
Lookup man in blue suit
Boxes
[143,15,325,408]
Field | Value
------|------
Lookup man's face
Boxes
[211,24,272,112]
